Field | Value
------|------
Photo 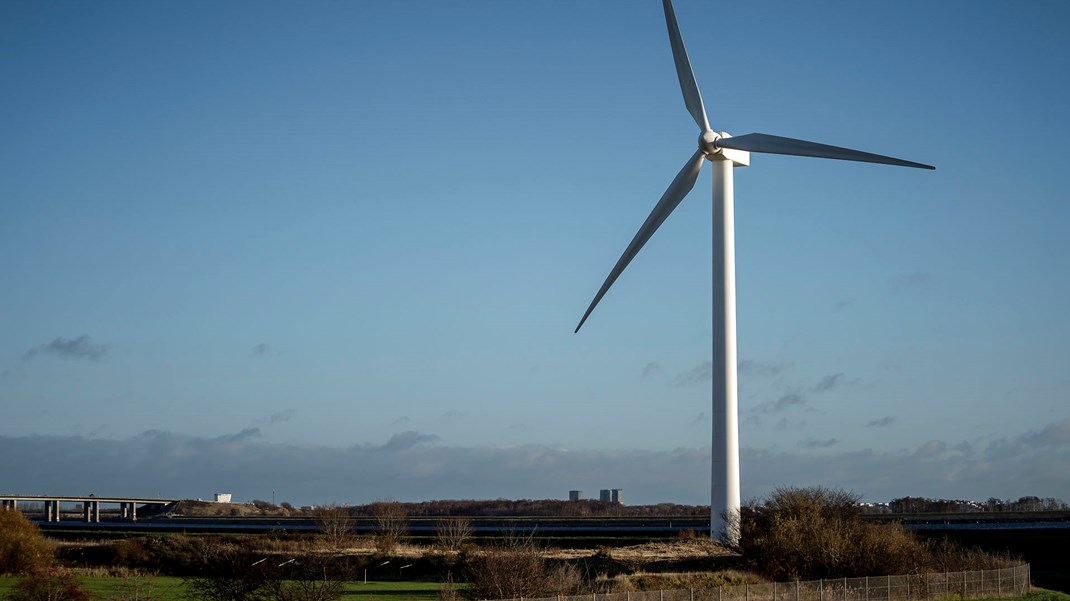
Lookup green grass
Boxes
[973,591,1070,601]
[0,577,447,601]
[0,576,186,600]
[919,591,1070,601]
[342,580,446,600]
[1,577,1060,601]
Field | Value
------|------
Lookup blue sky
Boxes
[2,0,1069,507]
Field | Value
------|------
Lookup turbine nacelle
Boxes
[700,130,750,167]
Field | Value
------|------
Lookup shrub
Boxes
[738,486,1015,581]
[181,540,270,601]
[464,535,580,600]
[924,537,1018,572]
[6,567,91,601]
[0,510,54,575]
[738,486,930,580]
[262,557,345,601]
[439,572,460,601]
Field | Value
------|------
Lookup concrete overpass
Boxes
[0,494,179,523]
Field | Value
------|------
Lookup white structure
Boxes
[574,0,933,544]
[569,490,584,501]
[213,493,232,503]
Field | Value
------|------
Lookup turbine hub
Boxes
[699,130,725,159]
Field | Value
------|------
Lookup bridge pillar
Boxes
[82,501,101,523]
[121,503,129,519]
[131,502,137,522]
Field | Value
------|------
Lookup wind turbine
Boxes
[573,0,933,544]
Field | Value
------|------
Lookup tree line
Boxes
[887,495,1068,514]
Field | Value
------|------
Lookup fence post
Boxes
[865,577,869,601]
[820,580,824,601]
[843,578,847,601]
[963,571,967,597]
[775,581,777,601]
[691,588,694,601]
[747,583,750,601]
[796,581,800,601]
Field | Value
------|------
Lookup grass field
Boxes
[0,578,1064,601]
[0,577,446,601]
[979,592,1070,601]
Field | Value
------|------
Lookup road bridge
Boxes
[0,494,178,523]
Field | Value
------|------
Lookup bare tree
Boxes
[266,578,344,601]
[314,505,355,550]
[182,538,271,601]
[435,516,473,551]
[369,501,407,554]
[183,537,349,601]
[465,534,580,600]
[264,555,345,601]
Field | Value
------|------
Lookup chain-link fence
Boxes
[489,564,1030,601]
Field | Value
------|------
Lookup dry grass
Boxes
[599,570,767,592]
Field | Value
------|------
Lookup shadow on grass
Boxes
[341,581,443,601]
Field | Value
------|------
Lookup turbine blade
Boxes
[575,149,706,333]
[717,133,934,170]
[662,0,710,132]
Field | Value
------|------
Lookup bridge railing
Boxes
[487,564,1030,601]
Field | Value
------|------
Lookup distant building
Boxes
[599,489,623,504]
[569,490,584,501]
[213,493,232,503]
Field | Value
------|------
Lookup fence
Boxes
[490,564,1030,601]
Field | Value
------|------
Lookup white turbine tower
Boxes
[574,0,933,544]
